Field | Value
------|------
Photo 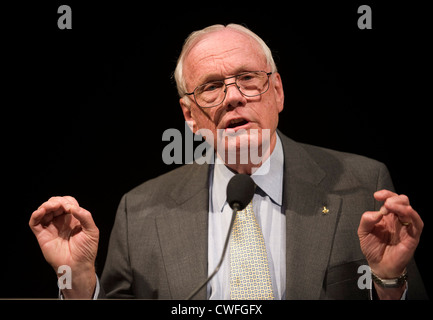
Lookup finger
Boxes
[40,196,81,216]
[384,201,423,232]
[30,197,77,229]
[374,189,398,202]
[384,195,410,223]
[38,197,69,217]
[68,205,99,236]
[384,194,410,207]
[63,196,79,207]
[29,206,47,228]
[30,199,63,229]
[378,205,389,215]
[358,210,383,236]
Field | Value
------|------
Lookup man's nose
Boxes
[223,82,247,109]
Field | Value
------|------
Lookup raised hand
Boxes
[358,190,423,299]
[29,196,99,299]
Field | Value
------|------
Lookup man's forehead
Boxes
[184,30,267,85]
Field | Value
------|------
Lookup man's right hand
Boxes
[29,196,99,299]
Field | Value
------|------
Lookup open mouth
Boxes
[226,118,249,129]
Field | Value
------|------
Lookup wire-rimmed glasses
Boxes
[185,71,272,108]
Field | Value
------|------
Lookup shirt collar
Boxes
[212,134,284,212]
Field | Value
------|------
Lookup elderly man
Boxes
[29,24,426,300]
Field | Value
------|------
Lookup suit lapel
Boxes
[155,163,209,299]
[280,134,342,299]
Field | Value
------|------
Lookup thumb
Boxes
[358,210,383,236]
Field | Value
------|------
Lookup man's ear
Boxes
[272,73,285,113]
[180,97,197,133]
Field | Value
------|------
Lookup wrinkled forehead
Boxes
[183,30,268,89]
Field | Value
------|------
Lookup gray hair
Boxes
[174,24,278,101]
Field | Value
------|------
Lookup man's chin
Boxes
[216,129,271,166]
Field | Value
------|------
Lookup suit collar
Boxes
[212,135,284,213]
[252,135,284,206]
[278,130,326,187]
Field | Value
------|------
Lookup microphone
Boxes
[226,173,256,211]
[186,174,255,300]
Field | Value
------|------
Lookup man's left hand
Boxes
[358,189,423,299]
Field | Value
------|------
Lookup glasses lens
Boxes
[237,71,270,97]
[194,81,225,108]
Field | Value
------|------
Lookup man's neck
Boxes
[219,133,277,175]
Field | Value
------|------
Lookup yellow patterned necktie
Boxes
[230,201,274,300]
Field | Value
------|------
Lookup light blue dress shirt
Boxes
[207,135,286,299]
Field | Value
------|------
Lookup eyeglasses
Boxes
[185,71,272,108]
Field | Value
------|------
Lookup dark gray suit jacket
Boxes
[99,132,427,299]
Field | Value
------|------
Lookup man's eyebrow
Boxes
[198,73,224,84]
[197,66,254,85]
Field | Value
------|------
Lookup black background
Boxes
[1,1,431,299]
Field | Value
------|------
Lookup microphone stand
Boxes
[185,203,240,300]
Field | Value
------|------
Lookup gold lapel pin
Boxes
[322,206,330,214]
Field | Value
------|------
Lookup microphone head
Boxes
[226,174,255,211]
